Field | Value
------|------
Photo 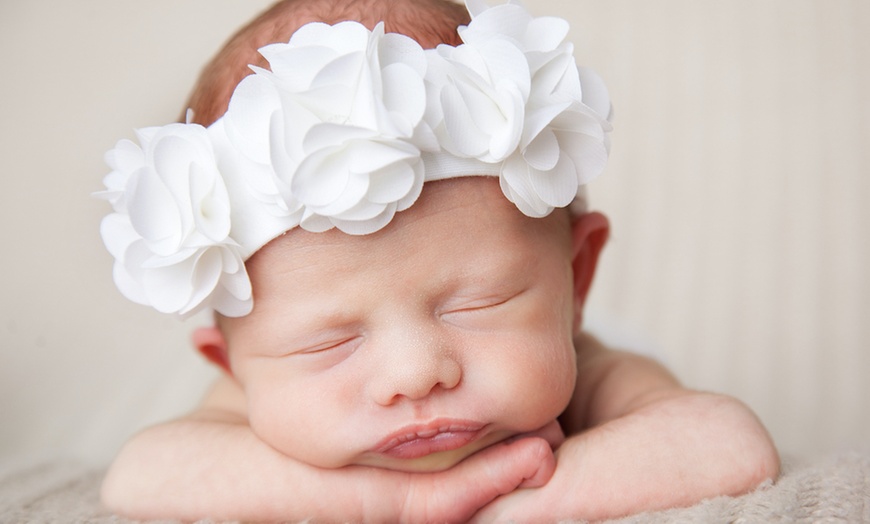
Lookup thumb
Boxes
[465,436,556,491]
[402,437,555,523]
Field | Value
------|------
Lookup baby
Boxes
[97,0,779,522]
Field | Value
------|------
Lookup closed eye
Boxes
[446,295,513,314]
[295,336,361,356]
[269,335,363,372]
[439,289,526,327]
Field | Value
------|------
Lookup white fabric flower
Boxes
[428,0,613,217]
[222,21,429,235]
[97,5,614,319]
[425,17,529,162]
[97,123,252,317]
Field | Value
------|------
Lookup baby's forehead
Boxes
[246,177,571,279]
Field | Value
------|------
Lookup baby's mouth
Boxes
[373,420,487,460]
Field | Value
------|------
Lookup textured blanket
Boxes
[2,453,868,523]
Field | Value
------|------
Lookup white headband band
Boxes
[96,0,613,318]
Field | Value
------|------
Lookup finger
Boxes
[468,436,556,491]
[401,437,556,523]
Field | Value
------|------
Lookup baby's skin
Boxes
[102,178,779,522]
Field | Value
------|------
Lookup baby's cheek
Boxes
[541,346,577,408]
[246,385,359,468]
[495,342,576,424]
[246,396,287,446]
[244,385,310,455]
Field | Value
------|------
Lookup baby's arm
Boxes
[473,332,780,522]
[101,377,556,523]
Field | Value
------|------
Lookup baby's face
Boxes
[221,178,579,472]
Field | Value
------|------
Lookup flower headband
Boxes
[97,0,613,318]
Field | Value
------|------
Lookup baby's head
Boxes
[185,0,471,127]
[98,0,612,472]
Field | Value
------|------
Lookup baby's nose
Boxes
[368,325,462,406]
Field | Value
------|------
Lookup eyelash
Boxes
[441,290,524,317]
[295,336,360,356]
[451,297,510,314]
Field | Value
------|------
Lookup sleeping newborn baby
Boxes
[97,0,779,521]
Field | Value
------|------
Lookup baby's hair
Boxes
[186,0,471,126]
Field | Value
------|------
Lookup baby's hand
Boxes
[469,436,585,523]
[363,435,555,523]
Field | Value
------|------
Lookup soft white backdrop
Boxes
[1,0,867,467]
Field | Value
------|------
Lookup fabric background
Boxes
[0,0,867,467]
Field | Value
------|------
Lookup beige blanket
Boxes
[2,453,868,523]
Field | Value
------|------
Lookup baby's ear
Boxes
[570,212,610,330]
[193,326,232,375]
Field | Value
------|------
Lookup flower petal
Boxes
[524,16,569,52]
[396,162,425,211]
[112,238,151,305]
[225,74,281,164]
[299,211,335,233]
[210,279,253,317]
[100,213,136,260]
[316,170,370,216]
[522,127,559,171]
[578,66,612,120]
[180,248,224,315]
[488,83,525,160]
[126,168,183,256]
[293,144,351,207]
[367,158,418,204]
[189,163,231,242]
[381,63,426,136]
[220,263,252,302]
[522,99,571,147]
[380,33,427,77]
[529,153,577,208]
[105,138,144,174]
[559,130,609,184]
[142,255,195,314]
[332,204,396,235]
[440,83,492,157]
